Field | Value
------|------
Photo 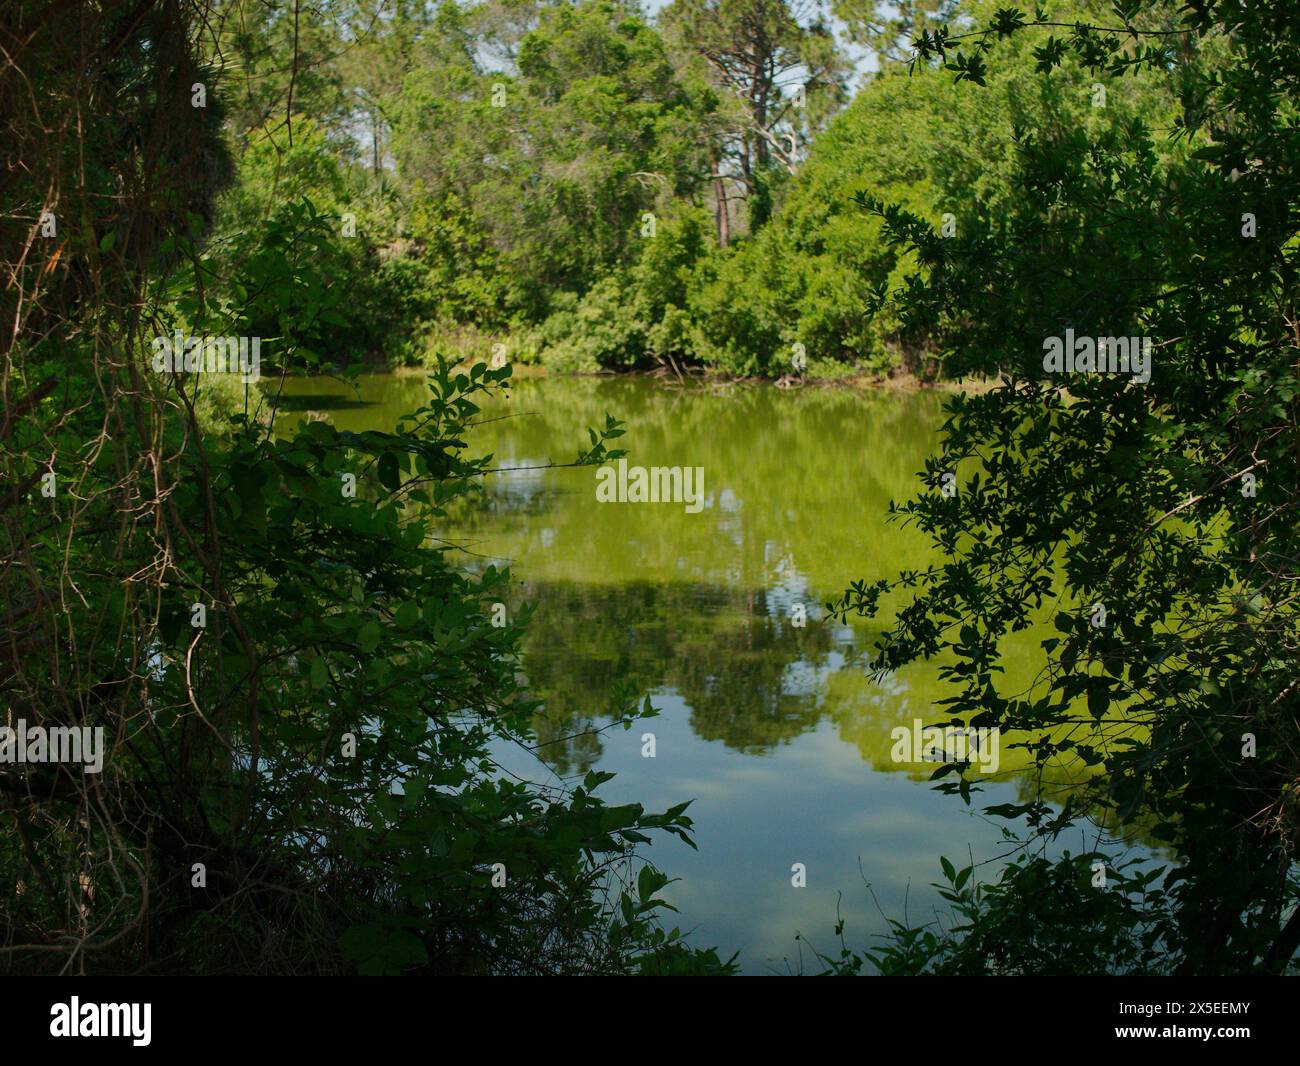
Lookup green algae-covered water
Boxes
[274,370,1078,973]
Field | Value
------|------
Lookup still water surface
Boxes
[276,371,1060,972]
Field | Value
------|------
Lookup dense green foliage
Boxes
[187,0,852,374]
[830,0,1300,974]
[690,0,1187,376]
[0,0,732,975]
[197,0,1197,379]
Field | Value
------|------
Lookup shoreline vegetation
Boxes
[205,0,1173,388]
[274,360,997,392]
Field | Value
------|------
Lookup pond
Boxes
[274,370,1073,973]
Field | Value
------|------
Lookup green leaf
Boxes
[1087,683,1110,719]
[358,619,382,654]
[377,451,401,492]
